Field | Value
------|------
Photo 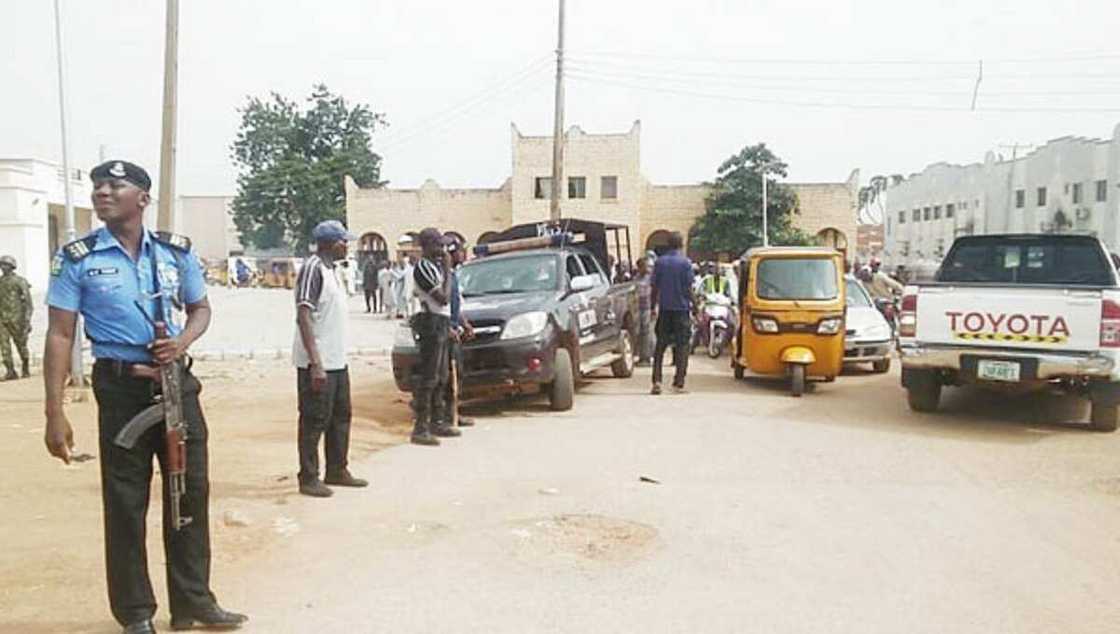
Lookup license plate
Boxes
[977,359,1021,382]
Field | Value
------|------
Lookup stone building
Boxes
[346,121,859,263]
[883,123,1120,273]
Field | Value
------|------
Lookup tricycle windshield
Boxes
[756,258,838,300]
[460,254,558,296]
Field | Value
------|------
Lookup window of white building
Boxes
[1015,190,1025,208]
[568,177,586,199]
[946,204,955,218]
[1098,180,1109,202]
[1037,187,1047,207]
[1072,182,1083,204]
[600,176,618,199]
[534,177,552,199]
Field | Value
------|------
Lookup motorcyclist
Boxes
[863,259,904,302]
[695,263,737,351]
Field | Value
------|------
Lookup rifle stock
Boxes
[154,321,192,531]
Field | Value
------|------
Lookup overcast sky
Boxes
[4,0,1120,197]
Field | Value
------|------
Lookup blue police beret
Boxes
[312,220,356,242]
[90,160,151,192]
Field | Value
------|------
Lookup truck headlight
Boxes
[817,317,843,335]
[501,311,549,340]
[394,324,417,348]
[752,317,779,333]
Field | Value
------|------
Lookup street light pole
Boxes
[52,0,84,389]
[157,0,179,232]
[761,167,769,247]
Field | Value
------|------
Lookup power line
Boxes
[566,71,1120,113]
[569,49,1120,66]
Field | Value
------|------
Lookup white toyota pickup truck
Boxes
[898,234,1120,431]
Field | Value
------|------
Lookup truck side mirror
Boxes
[570,275,596,293]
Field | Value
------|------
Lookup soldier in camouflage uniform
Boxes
[0,255,33,380]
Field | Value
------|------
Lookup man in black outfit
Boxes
[409,228,461,446]
[650,231,695,395]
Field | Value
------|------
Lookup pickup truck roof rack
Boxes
[474,218,633,274]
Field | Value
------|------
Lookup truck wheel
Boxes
[1089,400,1119,432]
[906,375,941,413]
[790,364,805,397]
[873,359,891,374]
[611,330,635,378]
[549,348,575,411]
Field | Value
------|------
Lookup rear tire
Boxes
[611,330,635,378]
[906,374,941,412]
[549,348,575,411]
[872,359,891,374]
[1089,400,1119,432]
[790,364,805,397]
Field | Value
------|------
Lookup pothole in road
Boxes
[507,514,658,566]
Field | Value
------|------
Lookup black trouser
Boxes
[297,367,352,484]
[364,286,380,312]
[653,310,691,387]
[411,313,449,431]
[440,337,464,424]
[91,360,215,627]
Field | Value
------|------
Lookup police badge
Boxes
[50,252,63,276]
[109,162,127,178]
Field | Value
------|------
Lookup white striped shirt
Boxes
[292,255,349,370]
[413,257,450,317]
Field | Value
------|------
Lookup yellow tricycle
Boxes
[732,247,846,396]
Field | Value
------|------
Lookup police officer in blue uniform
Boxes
[42,161,247,634]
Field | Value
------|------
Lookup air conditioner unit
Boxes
[1076,207,1092,221]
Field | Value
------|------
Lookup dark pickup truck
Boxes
[392,219,640,410]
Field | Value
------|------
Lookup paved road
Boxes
[222,358,1120,634]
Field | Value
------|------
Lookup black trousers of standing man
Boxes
[92,359,216,627]
[411,312,450,432]
[297,367,353,484]
[652,309,691,388]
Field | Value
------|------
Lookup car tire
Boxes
[611,330,635,378]
[872,359,891,374]
[1089,400,1119,432]
[790,364,805,397]
[906,374,941,413]
[549,348,575,411]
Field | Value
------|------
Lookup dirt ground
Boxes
[0,356,410,633]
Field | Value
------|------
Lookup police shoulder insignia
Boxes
[62,235,98,262]
[154,231,192,252]
[50,252,64,276]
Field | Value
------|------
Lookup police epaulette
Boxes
[62,235,98,262]
[154,231,192,252]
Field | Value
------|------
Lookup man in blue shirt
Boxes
[650,231,695,394]
[42,160,247,634]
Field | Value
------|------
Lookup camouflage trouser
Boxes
[0,318,29,367]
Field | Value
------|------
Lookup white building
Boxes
[0,159,95,292]
[883,123,1120,275]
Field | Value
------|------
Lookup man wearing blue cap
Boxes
[293,219,368,497]
[42,160,247,633]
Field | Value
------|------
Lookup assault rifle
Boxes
[113,311,192,531]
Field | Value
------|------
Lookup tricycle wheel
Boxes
[733,363,745,380]
[1089,400,1118,432]
[548,348,575,411]
[790,364,805,397]
[872,359,891,374]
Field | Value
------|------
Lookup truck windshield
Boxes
[459,255,558,296]
[938,238,1114,286]
[757,258,838,300]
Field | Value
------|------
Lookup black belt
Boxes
[95,357,192,379]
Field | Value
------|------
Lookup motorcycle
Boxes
[874,294,899,332]
[692,293,734,358]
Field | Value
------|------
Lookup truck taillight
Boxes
[1101,300,1120,347]
[898,293,917,338]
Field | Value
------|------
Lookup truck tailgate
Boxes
[915,286,1101,352]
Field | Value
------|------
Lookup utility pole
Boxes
[52,0,85,390]
[548,0,566,222]
[761,166,769,247]
[156,0,179,231]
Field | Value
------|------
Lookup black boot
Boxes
[2,362,15,381]
[20,358,29,378]
[171,604,248,631]
[410,416,440,446]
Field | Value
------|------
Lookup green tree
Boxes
[230,84,387,254]
[689,143,810,256]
